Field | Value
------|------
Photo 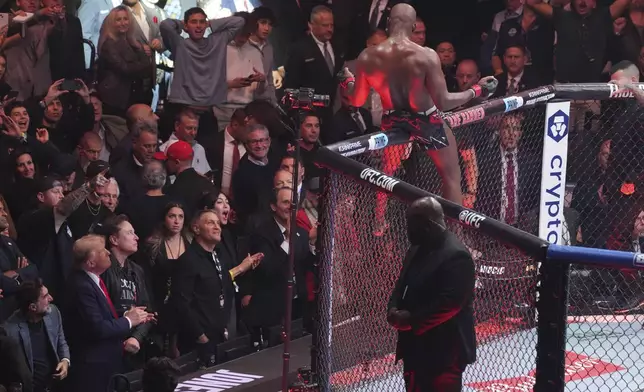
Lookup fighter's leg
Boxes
[426,125,463,205]
[374,143,409,236]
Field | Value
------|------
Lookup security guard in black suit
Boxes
[387,196,476,392]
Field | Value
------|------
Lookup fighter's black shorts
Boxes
[381,108,449,150]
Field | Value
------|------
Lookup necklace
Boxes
[165,236,184,259]
[86,199,101,216]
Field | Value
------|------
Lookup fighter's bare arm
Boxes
[423,48,481,112]
[343,50,372,108]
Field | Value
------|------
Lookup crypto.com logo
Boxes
[547,110,569,143]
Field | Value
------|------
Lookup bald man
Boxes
[455,60,481,93]
[387,196,475,391]
[341,3,497,234]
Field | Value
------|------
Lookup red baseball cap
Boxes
[154,140,193,161]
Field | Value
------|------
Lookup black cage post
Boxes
[534,259,570,392]
[283,109,304,392]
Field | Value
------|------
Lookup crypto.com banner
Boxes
[539,101,571,244]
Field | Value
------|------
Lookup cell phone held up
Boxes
[58,79,83,92]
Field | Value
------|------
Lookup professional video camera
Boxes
[288,367,320,391]
[282,88,330,110]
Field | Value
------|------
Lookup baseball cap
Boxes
[36,176,63,193]
[155,140,193,161]
[86,160,110,179]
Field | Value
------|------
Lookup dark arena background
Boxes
[310,83,644,392]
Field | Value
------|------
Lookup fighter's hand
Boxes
[472,76,498,99]
[337,67,355,89]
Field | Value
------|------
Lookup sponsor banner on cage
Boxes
[538,102,570,245]
[175,370,263,391]
[359,168,400,192]
[459,210,486,228]
[607,82,644,98]
[465,352,624,391]
[503,96,524,112]
[444,107,485,128]
[336,140,369,157]
[368,133,389,151]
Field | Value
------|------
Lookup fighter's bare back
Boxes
[354,37,440,113]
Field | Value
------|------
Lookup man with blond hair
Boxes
[63,234,152,392]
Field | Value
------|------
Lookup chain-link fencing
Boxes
[563,97,644,392]
[315,83,644,391]
[316,102,549,391]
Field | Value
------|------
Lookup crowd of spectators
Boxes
[0,0,642,390]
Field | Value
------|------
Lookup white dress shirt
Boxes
[491,6,523,33]
[160,134,212,177]
[311,33,335,68]
[500,148,519,223]
[507,71,523,93]
[221,127,246,196]
[369,0,388,28]
[130,5,150,42]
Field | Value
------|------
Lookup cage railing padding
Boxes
[547,244,644,269]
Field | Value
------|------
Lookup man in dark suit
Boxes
[63,234,151,392]
[349,0,404,59]
[283,5,344,138]
[243,187,313,345]
[202,108,247,198]
[329,99,375,144]
[490,44,540,99]
[387,196,476,391]
[4,279,71,392]
[474,113,541,225]
[0,202,38,323]
[162,141,218,220]
[0,326,32,391]
[43,0,86,82]
[169,210,260,366]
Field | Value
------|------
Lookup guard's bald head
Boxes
[409,196,445,228]
[388,3,416,35]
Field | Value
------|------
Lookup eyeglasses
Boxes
[248,138,270,145]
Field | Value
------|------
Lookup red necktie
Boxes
[505,153,516,224]
[99,277,119,319]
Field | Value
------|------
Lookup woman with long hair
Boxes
[140,202,191,358]
[4,149,39,221]
[97,5,153,116]
[142,202,191,312]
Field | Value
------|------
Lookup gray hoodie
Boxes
[161,16,244,106]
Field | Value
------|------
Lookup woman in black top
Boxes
[140,202,191,358]
[4,149,39,221]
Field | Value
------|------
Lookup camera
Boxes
[288,367,320,391]
[282,88,330,110]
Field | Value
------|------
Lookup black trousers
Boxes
[403,360,466,392]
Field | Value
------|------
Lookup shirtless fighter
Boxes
[341,3,497,233]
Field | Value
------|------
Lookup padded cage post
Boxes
[535,260,570,392]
